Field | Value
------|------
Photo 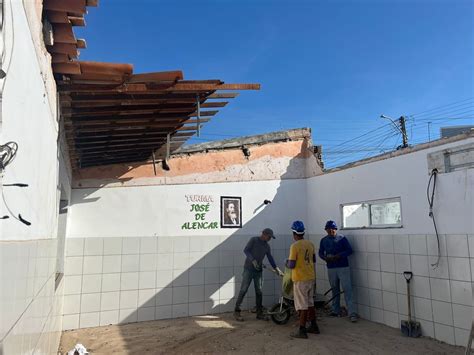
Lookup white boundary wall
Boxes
[65,137,473,348]
[308,137,474,346]
[0,1,67,354]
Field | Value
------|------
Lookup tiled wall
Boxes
[0,239,64,354]
[311,233,473,347]
[62,235,292,330]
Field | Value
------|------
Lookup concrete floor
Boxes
[59,312,464,354]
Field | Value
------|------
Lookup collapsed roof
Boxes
[43,0,260,169]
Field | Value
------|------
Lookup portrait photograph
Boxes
[220,196,242,228]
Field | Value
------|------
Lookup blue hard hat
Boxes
[325,220,338,230]
[291,220,305,234]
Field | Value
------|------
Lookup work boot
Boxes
[234,311,244,322]
[256,312,269,321]
[290,327,308,339]
[306,323,320,334]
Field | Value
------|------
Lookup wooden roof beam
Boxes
[44,0,87,14]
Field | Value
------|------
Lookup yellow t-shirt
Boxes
[288,239,316,282]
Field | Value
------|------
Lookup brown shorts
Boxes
[293,280,315,311]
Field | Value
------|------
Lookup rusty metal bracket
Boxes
[152,150,157,176]
[196,94,201,137]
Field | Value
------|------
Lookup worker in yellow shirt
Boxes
[286,220,320,339]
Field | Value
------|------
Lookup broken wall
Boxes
[63,136,319,329]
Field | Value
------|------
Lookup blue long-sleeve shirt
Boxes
[318,234,353,269]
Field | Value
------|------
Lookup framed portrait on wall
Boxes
[220,196,242,228]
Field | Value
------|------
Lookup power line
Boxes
[409,97,474,117]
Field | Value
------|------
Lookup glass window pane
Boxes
[342,203,370,228]
[370,201,401,225]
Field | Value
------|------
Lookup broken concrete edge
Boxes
[324,131,474,174]
[172,128,312,156]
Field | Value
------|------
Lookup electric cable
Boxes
[409,97,474,118]
[427,169,440,268]
[0,141,17,170]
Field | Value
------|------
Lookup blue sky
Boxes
[76,0,474,167]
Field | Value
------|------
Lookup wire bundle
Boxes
[0,141,17,170]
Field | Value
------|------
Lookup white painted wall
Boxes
[68,179,307,238]
[307,137,474,235]
[307,137,473,346]
[0,1,66,354]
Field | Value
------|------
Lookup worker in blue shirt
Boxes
[234,228,283,321]
[318,220,358,322]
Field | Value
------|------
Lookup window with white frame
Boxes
[341,197,402,229]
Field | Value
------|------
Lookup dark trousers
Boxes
[234,268,263,312]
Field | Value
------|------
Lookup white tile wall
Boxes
[434,323,455,344]
[409,235,427,255]
[446,235,469,258]
[450,280,472,306]
[432,300,453,326]
[448,258,471,282]
[430,278,451,302]
[452,304,472,330]
[1,239,64,354]
[59,234,471,349]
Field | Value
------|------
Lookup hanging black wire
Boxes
[427,169,440,268]
[0,141,18,170]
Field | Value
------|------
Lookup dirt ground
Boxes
[59,312,464,354]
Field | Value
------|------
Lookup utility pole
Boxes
[399,116,408,148]
[380,114,410,149]
[427,121,432,142]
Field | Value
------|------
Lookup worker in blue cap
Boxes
[319,220,358,322]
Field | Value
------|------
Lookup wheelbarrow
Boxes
[264,266,343,325]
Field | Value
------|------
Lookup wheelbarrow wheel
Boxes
[269,303,291,325]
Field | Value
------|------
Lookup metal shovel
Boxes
[401,271,421,337]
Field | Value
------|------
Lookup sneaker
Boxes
[290,329,308,339]
[350,314,358,323]
[234,311,244,322]
[306,324,320,334]
[256,313,269,321]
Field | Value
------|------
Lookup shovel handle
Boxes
[403,271,413,282]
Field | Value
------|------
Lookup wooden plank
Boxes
[53,62,81,75]
[67,119,209,132]
[76,144,182,158]
[167,83,260,91]
[66,116,210,126]
[64,108,218,118]
[67,92,208,101]
[68,73,125,82]
[69,16,86,26]
[52,53,70,64]
[208,92,239,99]
[129,71,184,83]
[86,0,99,6]
[76,39,87,48]
[66,98,199,107]
[52,23,77,44]
[201,102,228,108]
[79,61,133,75]
[47,43,78,56]
[72,131,192,140]
[57,82,260,93]
[64,103,196,114]
[44,0,86,14]
[45,11,69,23]
[72,128,197,139]
[73,135,191,146]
